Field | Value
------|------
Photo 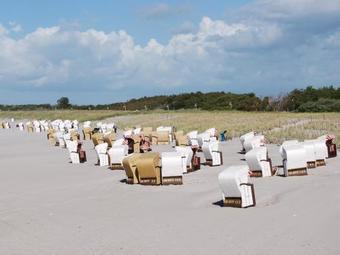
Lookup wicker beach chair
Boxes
[245,147,273,177]
[218,165,256,208]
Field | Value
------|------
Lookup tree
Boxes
[57,97,71,109]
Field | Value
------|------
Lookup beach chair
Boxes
[66,140,80,164]
[176,134,188,146]
[95,143,109,167]
[202,141,223,166]
[310,139,328,166]
[142,127,153,137]
[197,132,211,149]
[56,132,66,148]
[82,127,93,140]
[218,165,256,208]
[27,122,34,133]
[318,135,337,158]
[161,152,183,185]
[122,153,143,184]
[240,132,255,152]
[245,147,272,177]
[282,144,308,176]
[108,145,128,170]
[103,132,116,147]
[92,133,104,147]
[136,152,161,185]
[187,131,199,147]
[244,135,265,153]
[157,126,173,142]
[47,129,57,146]
[18,122,25,131]
[301,141,316,168]
[175,146,193,173]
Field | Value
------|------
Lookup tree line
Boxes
[1,86,340,112]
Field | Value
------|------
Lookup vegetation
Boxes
[1,86,339,112]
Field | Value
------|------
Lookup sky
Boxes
[0,0,340,104]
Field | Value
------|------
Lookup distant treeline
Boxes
[1,86,340,112]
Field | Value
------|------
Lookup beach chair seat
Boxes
[108,145,128,170]
[95,143,109,167]
[218,165,256,208]
[136,152,161,185]
[282,144,308,176]
[202,141,222,166]
[245,147,272,177]
[161,152,183,185]
[122,153,143,184]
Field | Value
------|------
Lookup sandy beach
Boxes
[1,127,340,255]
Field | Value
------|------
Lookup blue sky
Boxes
[0,0,340,104]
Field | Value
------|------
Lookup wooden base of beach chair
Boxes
[162,176,183,185]
[316,159,326,167]
[126,177,137,184]
[249,170,262,177]
[223,197,242,208]
[307,161,316,168]
[288,167,308,176]
[140,178,160,185]
[111,164,124,170]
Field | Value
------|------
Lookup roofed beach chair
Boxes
[66,140,80,164]
[156,131,170,145]
[244,135,265,153]
[187,131,199,147]
[95,143,109,167]
[108,144,128,170]
[56,132,66,148]
[218,165,256,208]
[47,129,57,146]
[318,135,337,158]
[161,152,183,185]
[245,147,273,177]
[26,122,34,133]
[157,126,174,142]
[103,132,116,147]
[122,153,143,184]
[202,141,223,166]
[92,132,104,147]
[309,139,328,166]
[136,152,161,185]
[82,127,93,140]
[197,132,211,150]
[282,144,308,176]
[279,140,299,156]
[240,132,255,152]
[142,127,153,137]
[175,146,193,173]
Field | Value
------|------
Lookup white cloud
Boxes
[1,0,340,103]
[139,3,192,19]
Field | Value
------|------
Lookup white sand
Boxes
[1,128,340,255]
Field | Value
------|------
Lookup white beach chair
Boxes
[243,135,265,153]
[175,146,193,173]
[108,145,128,169]
[197,132,211,148]
[240,131,255,151]
[161,152,183,185]
[282,144,308,176]
[95,143,109,167]
[279,140,299,157]
[202,141,222,166]
[66,140,80,164]
[218,165,256,208]
[187,130,199,147]
[245,147,272,177]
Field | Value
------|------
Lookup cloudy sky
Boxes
[1,0,340,104]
